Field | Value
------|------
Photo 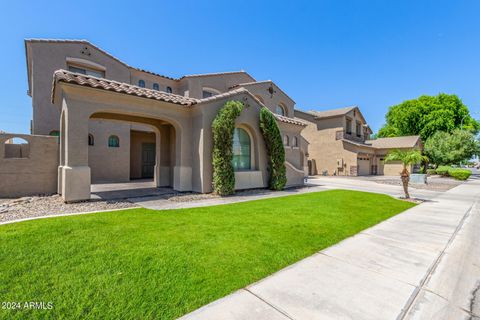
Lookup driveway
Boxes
[179,178,480,320]
[307,176,444,200]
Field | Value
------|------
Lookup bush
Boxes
[259,107,287,190]
[435,166,450,176]
[426,169,436,175]
[212,100,244,195]
[448,169,471,180]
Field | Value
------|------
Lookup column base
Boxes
[61,166,91,203]
[173,166,192,191]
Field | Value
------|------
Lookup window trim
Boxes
[345,117,353,135]
[276,104,286,116]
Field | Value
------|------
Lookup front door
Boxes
[141,143,156,178]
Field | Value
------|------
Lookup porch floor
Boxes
[91,179,174,201]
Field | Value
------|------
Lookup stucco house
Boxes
[294,106,422,176]
[0,39,309,201]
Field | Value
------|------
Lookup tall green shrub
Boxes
[212,100,244,195]
[259,107,287,190]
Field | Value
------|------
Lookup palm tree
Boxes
[384,149,428,199]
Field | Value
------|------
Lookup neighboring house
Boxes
[0,39,309,201]
[295,106,422,176]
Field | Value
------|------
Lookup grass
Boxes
[0,190,415,319]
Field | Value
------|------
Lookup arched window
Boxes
[153,83,159,91]
[292,136,298,147]
[108,135,119,148]
[232,128,251,171]
[276,104,285,116]
[4,137,29,158]
[138,80,145,88]
[49,130,60,137]
[283,135,289,146]
[88,134,94,146]
[166,86,173,93]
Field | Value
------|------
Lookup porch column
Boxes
[61,105,91,202]
[173,123,192,191]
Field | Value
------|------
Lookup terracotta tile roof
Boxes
[52,70,198,106]
[274,114,308,126]
[180,71,255,81]
[365,136,421,149]
[52,70,308,127]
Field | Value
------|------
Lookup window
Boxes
[276,105,285,116]
[232,128,251,171]
[283,135,289,146]
[346,118,352,134]
[153,83,159,91]
[68,65,104,78]
[88,134,94,146]
[202,91,214,98]
[292,136,298,147]
[108,135,119,148]
[166,86,172,93]
[356,121,362,137]
[4,137,29,158]
[49,130,60,137]
[138,80,146,88]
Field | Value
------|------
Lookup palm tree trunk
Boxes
[401,168,410,198]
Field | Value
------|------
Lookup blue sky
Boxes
[1,0,479,134]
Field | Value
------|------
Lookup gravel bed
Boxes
[0,195,137,223]
[161,188,277,203]
[372,176,463,191]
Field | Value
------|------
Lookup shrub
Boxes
[259,107,287,190]
[448,168,471,180]
[212,100,244,195]
[435,166,450,176]
[426,169,436,175]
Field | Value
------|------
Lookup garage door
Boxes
[357,157,371,176]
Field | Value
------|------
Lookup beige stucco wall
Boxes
[0,133,58,197]
[237,82,295,118]
[88,119,131,183]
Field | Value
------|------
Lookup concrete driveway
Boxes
[179,178,480,320]
[307,176,443,201]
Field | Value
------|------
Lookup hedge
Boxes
[448,169,472,180]
[259,107,287,190]
[212,101,244,195]
[429,165,472,180]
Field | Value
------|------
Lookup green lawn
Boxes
[0,190,414,319]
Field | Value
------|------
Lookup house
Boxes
[0,39,309,201]
[294,106,422,176]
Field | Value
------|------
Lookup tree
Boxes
[259,108,287,190]
[424,129,479,166]
[212,100,244,195]
[378,94,479,141]
[384,149,428,199]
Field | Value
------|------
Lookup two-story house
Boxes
[1,39,309,201]
[295,106,422,176]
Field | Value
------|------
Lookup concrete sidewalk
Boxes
[179,179,480,320]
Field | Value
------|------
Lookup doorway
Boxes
[141,143,156,178]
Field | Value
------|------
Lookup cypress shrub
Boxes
[259,107,287,190]
[212,100,244,195]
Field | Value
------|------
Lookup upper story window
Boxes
[108,135,119,148]
[68,65,104,78]
[232,128,251,171]
[275,104,286,116]
[138,80,146,88]
[356,121,362,137]
[166,87,173,93]
[153,83,159,91]
[292,136,298,147]
[283,135,289,146]
[346,118,352,135]
[202,88,221,99]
